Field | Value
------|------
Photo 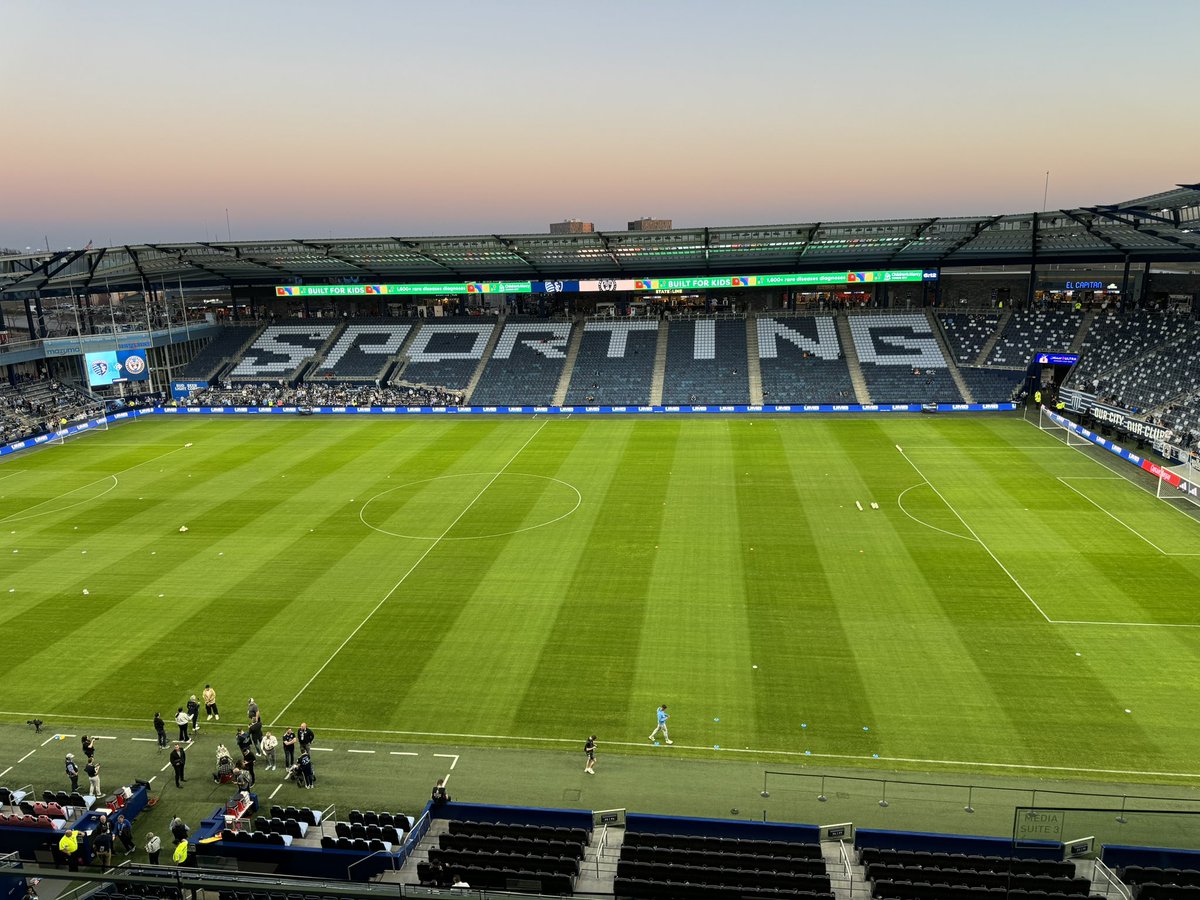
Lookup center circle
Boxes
[359,472,581,541]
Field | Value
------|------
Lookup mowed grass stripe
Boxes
[513,420,681,741]
[278,419,559,730]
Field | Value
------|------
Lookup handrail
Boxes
[345,846,396,881]
[594,823,608,878]
[1094,859,1133,900]
[838,837,854,892]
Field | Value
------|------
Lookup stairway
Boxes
[745,314,764,405]
[974,307,1012,366]
[823,839,868,900]
[835,314,871,404]
[553,316,586,406]
[649,319,669,405]
[462,315,506,403]
[574,823,623,895]
[385,319,425,386]
[1070,309,1097,353]
[926,309,974,403]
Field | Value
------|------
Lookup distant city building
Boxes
[549,219,594,234]
[628,217,672,232]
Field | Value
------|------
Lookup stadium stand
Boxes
[176,324,260,380]
[861,846,1092,900]
[311,319,412,382]
[937,313,1002,364]
[616,831,831,900]
[757,316,856,404]
[958,366,1023,403]
[391,320,497,391]
[418,819,588,894]
[0,378,102,445]
[228,323,338,382]
[1070,309,1193,389]
[470,318,574,405]
[661,318,750,405]
[1095,325,1200,415]
[564,319,661,405]
[848,313,963,403]
[986,307,1083,367]
[1119,862,1200,900]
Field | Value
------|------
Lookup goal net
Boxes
[1036,405,1091,448]
[1157,446,1200,512]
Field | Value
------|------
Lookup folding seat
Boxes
[56,791,71,806]
[320,836,335,849]
[350,822,367,840]
[270,805,284,819]
[222,829,236,841]
[285,819,302,839]
[352,838,369,852]
[365,824,381,840]
[336,837,352,850]
[368,839,385,852]
[335,822,350,839]
[252,831,269,844]
[41,791,55,803]
[298,807,317,826]
[363,810,378,826]
[377,811,393,827]
[267,833,285,845]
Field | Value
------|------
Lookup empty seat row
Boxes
[268,805,321,826]
[346,808,412,829]
[624,831,822,859]
[19,800,66,818]
[439,831,584,860]
[860,848,1074,878]
[621,843,824,874]
[615,876,834,900]
[319,835,390,853]
[1136,886,1200,900]
[334,821,402,843]
[873,879,1102,900]
[417,861,572,895]
[618,859,830,893]
[253,816,306,839]
[429,846,580,876]
[1122,866,1200,885]
[448,819,588,845]
[0,814,55,829]
[221,829,286,846]
[867,864,1088,894]
[41,790,89,807]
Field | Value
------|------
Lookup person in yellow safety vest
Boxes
[173,839,189,864]
[1034,389,1042,405]
[1056,399,1065,412]
[58,830,79,854]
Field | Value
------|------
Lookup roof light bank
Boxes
[274,269,938,298]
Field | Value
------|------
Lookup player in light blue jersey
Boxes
[649,704,672,744]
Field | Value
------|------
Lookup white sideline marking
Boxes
[310,747,334,752]
[897,447,1053,623]
[271,419,551,726]
[1058,476,1200,557]
[0,767,11,779]
[896,483,975,542]
[40,734,63,747]
[130,737,157,743]
[269,785,283,800]
[0,472,22,484]
[92,736,117,740]
[0,444,187,524]
[17,750,36,764]
[433,753,459,770]
[390,752,419,757]
[346,749,374,754]
[148,777,156,784]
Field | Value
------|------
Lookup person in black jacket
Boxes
[169,744,187,788]
[186,695,202,734]
[65,754,79,792]
[154,713,167,750]
[297,723,315,754]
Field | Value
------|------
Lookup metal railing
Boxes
[837,837,854,892]
[1094,858,1133,900]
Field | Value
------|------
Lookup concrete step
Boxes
[976,306,1013,366]
[553,316,586,406]
[649,320,669,405]
[746,314,764,405]
[927,307,974,403]
[463,315,506,402]
[835,314,871,404]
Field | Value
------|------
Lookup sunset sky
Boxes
[4,0,1197,250]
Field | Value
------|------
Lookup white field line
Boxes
[309,747,334,752]
[1058,476,1200,557]
[148,776,156,784]
[346,749,374,754]
[92,735,117,740]
[1,716,1198,781]
[896,445,1053,623]
[130,737,158,743]
[433,753,459,770]
[270,419,550,726]
[896,483,976,542]
[0,443,189,524]
[17,750,36,764]
[1,476,118,524]
[40,734,63,747]
[269,784,283,800]
[0,472,23,484]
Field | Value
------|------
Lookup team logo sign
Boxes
[123,354,146,375]
[598,279,617,291]
[90,360,109,377]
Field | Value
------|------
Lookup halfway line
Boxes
[271,419,550,726]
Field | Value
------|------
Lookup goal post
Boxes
[1156,448,1200,512]
[1036,405,1090,448]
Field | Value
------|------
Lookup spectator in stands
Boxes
[174,707,190,741]
[202,684,219,720]
[65,754,79,792]
[154,712,167,749]
[297,722,315,753]
[281,726,297,768]
[85,758,100,796]
[169,743,187,788]
[261,731,278,770]
[451,874,469,888]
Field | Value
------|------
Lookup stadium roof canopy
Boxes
[2,184,1198,299]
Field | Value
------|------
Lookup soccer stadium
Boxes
[5,4,1200,900]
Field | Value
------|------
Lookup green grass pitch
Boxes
[3,413,1200,787]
